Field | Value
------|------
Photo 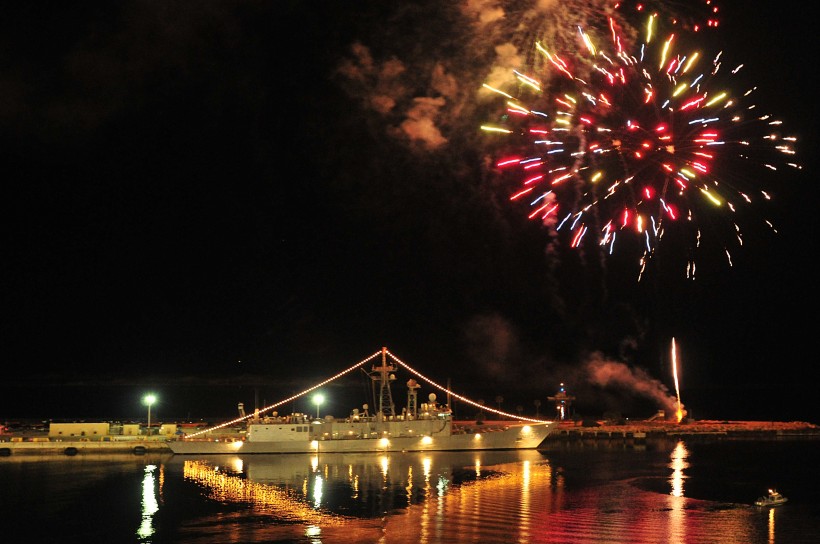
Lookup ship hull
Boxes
[167,421,556,455]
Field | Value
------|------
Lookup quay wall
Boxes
[543,420,820,442]
[0,437,171,456]
[3,419,818,456]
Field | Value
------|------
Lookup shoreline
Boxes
[545,419,820,441]
[0,436,171,456]
[3,419,818,457]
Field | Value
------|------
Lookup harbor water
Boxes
[1,437,819,543]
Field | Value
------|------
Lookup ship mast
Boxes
[371,347,396,418]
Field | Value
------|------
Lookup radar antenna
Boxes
[371,347,396,418]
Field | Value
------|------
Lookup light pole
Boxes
[144,394,157,434]
[313,393,324,420]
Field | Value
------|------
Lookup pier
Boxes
[3,418,818,457]
[0,437,171,456]
[544,419,820,442]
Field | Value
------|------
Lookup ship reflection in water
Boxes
[165,441,813,544]
[178,451,546,526]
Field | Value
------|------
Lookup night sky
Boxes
[3,1,816,423]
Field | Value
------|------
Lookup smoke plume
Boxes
[585,351,684,418]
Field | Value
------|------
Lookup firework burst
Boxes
[612,0,721,34]
[481,13,799,278]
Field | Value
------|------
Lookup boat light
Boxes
[421,436,433,445]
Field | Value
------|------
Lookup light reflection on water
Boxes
[169,444,793,544]
[669,440,688,498]
[137,464,159,541]
[2,439,818,543]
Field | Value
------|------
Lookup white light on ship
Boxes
[378,437,390,449]
[421,436,433,445]
[311,440,319,450]
[522,425,532,434]
[473,433,482,440]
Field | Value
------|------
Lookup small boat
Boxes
[168,348,557,455]
[755,489,788,507]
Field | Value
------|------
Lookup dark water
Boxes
[1,438,819,543]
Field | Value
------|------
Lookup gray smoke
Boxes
[585,351,684,417]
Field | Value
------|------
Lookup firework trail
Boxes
[671,337,684,421]
[480,10,800,278]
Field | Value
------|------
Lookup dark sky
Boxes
[3,1,816,422]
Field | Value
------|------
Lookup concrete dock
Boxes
[0,437,171,456]
[544,419,820,442]
[3,419,817,457]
